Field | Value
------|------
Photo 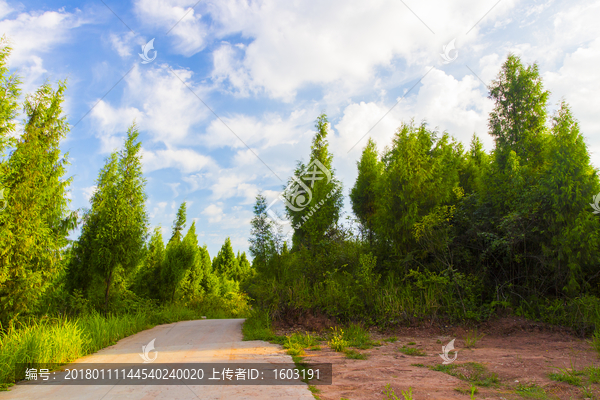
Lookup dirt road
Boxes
[1,319,315,400]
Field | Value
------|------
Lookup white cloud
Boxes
[142,148,214,173]
[109,32,137,58]
[82,186,97,203]
[134,0,208,56]
[202,203,223,223]
[206,0,517,99]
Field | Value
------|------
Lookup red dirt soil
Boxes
[275,316,599,400]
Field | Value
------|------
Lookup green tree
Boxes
[537,102,600,295]
[0,37,20,153]
[0,80,76,324]
[350,137,382,245]
[170,201,187,242]
[248,193,276,274]
[236,251,252,281]
[131,227,165,299]
[374,122,463,264]
[67,125,148,312]
[212,237,240,280]
[161,203,195,302]
[286,114,343,250]
[488,54,549,170]
[179,222,205,302]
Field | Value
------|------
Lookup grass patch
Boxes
[464,329,485,348]
[430,362,499,387]
[398,345,426,356]
[585,366,600,384]
[383,336,398,343]
[411,363,426,368]
[328,327,348,352]
[590,329,600,356]
[343,323,374,349]
[548,371,582,386]
[344,349,368,359]
[515,383,548,399]
[0,303,233,386]
[407,341,416,345]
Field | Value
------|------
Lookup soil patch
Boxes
[275,317,599,399]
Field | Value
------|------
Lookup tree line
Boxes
[248,54,600,328]
[0,39,251,326]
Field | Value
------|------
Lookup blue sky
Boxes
[1,0,599,258]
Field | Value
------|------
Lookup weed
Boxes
[343,323,374,349]
[398,345,426,356]
[310,345,322,351]
[344,349,368,360]
[515,383,548,399]
[585,366,600,383]
[548,371,582,386]
[411,363,426,367]
[407,341,416,345]
[384,336,398,343]
[308,385,321,394]
[430,362,499,387]
[464,329,485,348]
[470,384,478,399]
[383,384,413,400]
[582,385,594,398]
[590,328,600,356]
[329,327,348,352]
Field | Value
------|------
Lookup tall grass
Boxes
[0,297,250,386]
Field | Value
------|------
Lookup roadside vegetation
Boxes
[0,39,251,387]
[245,53,600,344]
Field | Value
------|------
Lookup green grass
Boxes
[515,383,549,399]
[398,345,426,356]
[411,363,426,367]
[585,366,600,384]
[407,341,416,345]
[342,323,374,349]
[590,329,600,356]
[548,371,582,386]
[344,349,368,359]
[383,336,398,343]
[430,362,499,387]
[328,327,348,352]
[0,304,223,386]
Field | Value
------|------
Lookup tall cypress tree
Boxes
[350,138,382,245]
[0,80,76,324]
[68,124,148,312]
[285,114,343,249]
[249,193,276,274]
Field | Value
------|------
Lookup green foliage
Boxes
[286,114,343,254]
[213,237,242,280]
[383,384,413,400]
[328,327,348,352]
[67,125,148,312]
[0,79,75,325]
[350,138,382,244]
[249,193,276,274]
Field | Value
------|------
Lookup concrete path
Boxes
[1,319,315,399]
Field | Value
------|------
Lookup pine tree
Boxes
[161,203,196,302]
[212,237,240,279]
[249,193,276,274]
[350,138,382,245]
[131,227,164,299]
[67,124,148,312]
[285,114,343,249]
[0,80,76,324]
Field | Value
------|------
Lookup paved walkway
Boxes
[1,319,315,399]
